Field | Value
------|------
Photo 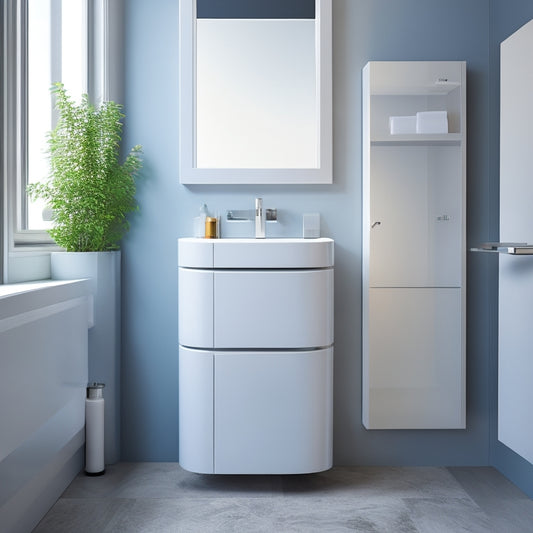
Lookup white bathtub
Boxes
[0,279,91,533]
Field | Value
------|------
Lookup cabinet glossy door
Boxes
[178,346,333,474]
[362,61,466,430]
[369,145,462,287]
[214,348,333,474]
[363,288,464,429]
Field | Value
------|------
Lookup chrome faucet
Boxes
[255,198,266,239]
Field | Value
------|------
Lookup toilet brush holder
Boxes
[85,382,105,476]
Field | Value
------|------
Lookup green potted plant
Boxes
[28,83,142,464]
[28,82,142,251]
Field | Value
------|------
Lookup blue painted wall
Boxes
[121,0,493,466]
[488,0,533,498]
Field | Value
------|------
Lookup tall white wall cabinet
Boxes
[362,61,466,429]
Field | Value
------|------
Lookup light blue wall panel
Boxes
[121,0,491,465]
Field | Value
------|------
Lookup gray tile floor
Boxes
[33,463,533,532]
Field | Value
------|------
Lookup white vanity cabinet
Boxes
[178,238,334,474]
[362,62,466,429]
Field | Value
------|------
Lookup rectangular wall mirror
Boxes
[179,0,332,184]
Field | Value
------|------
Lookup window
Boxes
[27,0,88,232]
[2,0,123,281]
[3,0,89,251]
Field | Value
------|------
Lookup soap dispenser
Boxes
[194,204,208,237]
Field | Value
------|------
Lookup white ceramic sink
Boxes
[178,237,334,269]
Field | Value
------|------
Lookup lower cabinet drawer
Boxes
[178,346,333,474]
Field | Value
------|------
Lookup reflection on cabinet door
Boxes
[370,145,462,288]
[363,287,464,429]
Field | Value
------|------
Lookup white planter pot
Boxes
[51,251,121,465]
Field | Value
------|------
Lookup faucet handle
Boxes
[266,208,277,221]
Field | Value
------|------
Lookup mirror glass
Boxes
[179,0,332,184]
[197,18,316,169]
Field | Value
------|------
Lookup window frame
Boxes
[2,0,124,282]
[13,0,89,247]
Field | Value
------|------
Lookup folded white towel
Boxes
[416,111,448,134]
[389,115,416,135]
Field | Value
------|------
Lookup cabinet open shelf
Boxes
[371,133,462,145]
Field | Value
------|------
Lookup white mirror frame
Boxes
[179,0,332,185]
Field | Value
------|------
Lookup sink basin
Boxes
[178,237,334,269]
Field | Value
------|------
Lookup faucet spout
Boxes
[255,198,265,239]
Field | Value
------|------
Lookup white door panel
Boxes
[364,288,464,429]
[214,348,333,474]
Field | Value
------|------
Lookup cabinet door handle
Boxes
[371,221,381,229]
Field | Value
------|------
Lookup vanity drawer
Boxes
[179,267,333,349]
[214,269,333,349]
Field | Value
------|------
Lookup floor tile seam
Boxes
[444,467,493,507]
[399,497,496,533]
[445,468,530,509]
[57,494,283,503]
[60,489,482,501]
[450,483,533,506]
[453,485,533,509]
[90,492,477,502]
[400,493,493,523]
[61,493,284,498]
[127,491,279,499]
[54,496,137,502]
